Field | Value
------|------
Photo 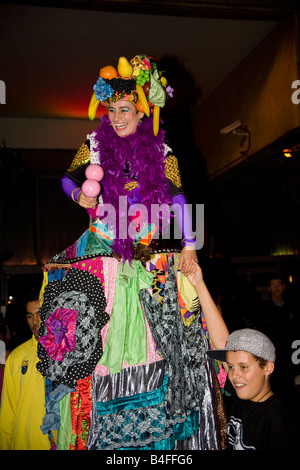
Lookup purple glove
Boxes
[61,175,81,201]
[172,193,196,248]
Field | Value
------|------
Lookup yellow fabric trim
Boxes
[39,271,49,306]
[124,181,139,191]
[67,143,90,172]
[164,155,182,189]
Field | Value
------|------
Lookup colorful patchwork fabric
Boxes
[39,220,226,449]
[88,361,200,450]
[140,257,206,416]
[69,375,93,450]
[95,257,161,377]
[37,268,109,387]
[148,253,200,326]
[99,259,154,374]
[39,307,78,361]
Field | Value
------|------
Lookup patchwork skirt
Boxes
[37,220,227,450]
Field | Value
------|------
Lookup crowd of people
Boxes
[0,54,299,451]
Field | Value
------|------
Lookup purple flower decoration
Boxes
[165,85,174,98]
[39,307,78,361]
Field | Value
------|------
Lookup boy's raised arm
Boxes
[186,260,229,351]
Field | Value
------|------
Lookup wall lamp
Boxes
[283,143,300,158]
[220,120,251,156]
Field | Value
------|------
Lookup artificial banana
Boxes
[136,84,150,116]
[88,92,100,120]
[153,105,160,136]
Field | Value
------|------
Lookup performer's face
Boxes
[108,100,144,137]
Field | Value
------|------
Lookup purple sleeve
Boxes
[61,175,81,202]
[61,175,96,217]
[171,193,196,248]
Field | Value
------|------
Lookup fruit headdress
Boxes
[88,54,173,136]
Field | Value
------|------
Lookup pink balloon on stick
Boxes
[85,164,104,181]
[82,179,101,198]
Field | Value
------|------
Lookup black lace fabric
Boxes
[140,257,206,416]
[37,268,109,387]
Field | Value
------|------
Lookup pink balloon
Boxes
[85,164,104,181]
[82,179,101,198]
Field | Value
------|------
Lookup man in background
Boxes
[0,290,51,450]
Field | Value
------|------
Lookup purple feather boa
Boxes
[93,115,172,260]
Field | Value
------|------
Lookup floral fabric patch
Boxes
[37,268,109,387]
[39,307,78,361]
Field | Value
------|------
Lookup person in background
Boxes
[263,276,294,320]
[257,275,299,404]
[0,323,11,404]
[0,291,52,450]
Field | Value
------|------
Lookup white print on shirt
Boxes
[226,417,256,450]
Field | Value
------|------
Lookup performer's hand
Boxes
[78,192,98,209]
[179,248,198,276]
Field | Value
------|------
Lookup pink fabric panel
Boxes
[95,258,161,377]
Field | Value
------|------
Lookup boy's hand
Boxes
[179,249,198,276]
[186,259,204,287]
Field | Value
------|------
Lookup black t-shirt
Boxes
[227,395,295,450]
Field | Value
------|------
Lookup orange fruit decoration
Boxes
[99,65,118,79]
[136,100,145,113]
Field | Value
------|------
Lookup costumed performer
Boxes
[37,54,228,450]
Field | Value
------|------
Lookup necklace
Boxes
[256,389,272,403]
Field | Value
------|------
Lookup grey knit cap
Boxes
[207,328,276,363]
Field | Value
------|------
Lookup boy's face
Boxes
[226,350,274,402]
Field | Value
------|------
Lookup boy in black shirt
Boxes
[207,329,296,450]
[186,261,296,450]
